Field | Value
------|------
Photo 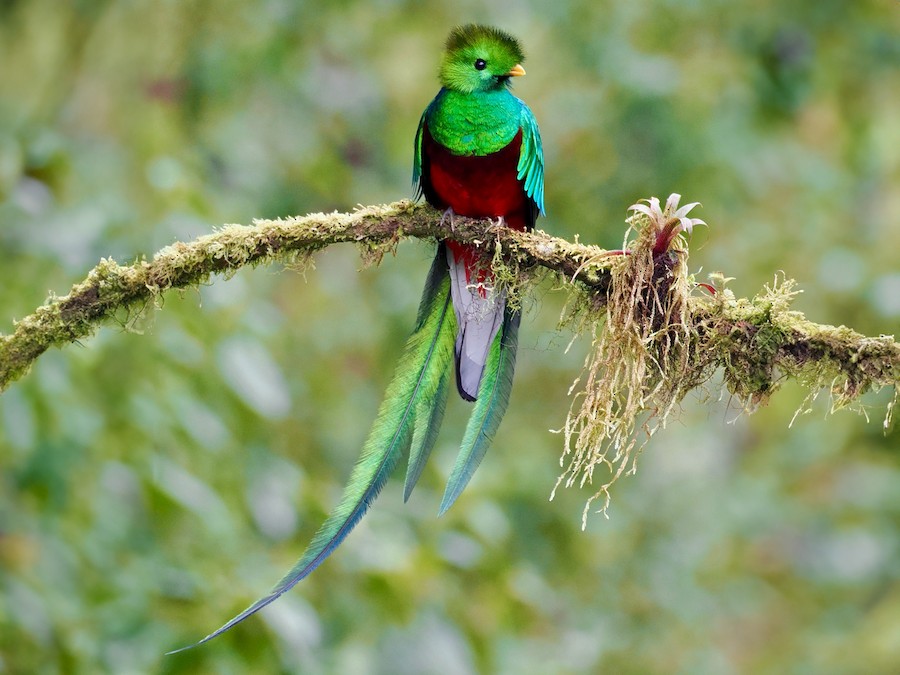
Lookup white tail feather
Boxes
[446,246,505,401]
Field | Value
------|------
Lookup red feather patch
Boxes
[422,126,530,233]
[422,124,535,285]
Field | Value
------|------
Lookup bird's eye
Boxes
[474,59,487,70]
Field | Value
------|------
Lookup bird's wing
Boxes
[516,104,545,217]
[413,97,439,199]
[413,109,427,199]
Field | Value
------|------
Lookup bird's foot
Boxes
[440,207,458,232]
[487,216,507,232]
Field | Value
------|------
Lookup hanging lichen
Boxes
[554,194,712,526]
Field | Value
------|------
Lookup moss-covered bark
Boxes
[1,198,897,507]
[0,200,615,392]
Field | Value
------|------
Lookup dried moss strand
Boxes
[554,197,897,523]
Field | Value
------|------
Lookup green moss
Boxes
[1,198,897,500]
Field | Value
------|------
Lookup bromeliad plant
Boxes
[555,194,709,526]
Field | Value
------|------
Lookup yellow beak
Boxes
[506,64,526,77]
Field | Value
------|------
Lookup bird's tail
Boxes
[168,245,457,654]
[440,241,520,514]
[440,302,519,515]
[445,242,507,401]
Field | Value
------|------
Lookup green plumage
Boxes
[439,308,520,515]
[404,359,452,501]
[412,73,544,214]
[168,247,457,654]
[424,89,523,156]
[516,108,545,212]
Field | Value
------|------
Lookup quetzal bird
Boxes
[170,24,543,652]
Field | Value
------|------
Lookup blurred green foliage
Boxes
[1,1,899,673]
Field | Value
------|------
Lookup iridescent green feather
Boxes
[439,308,520,516]
[517,106,544,214]
[412,103,434,198]
[404,361,452,501]
[404,248,457,500]
[168,246,456,654]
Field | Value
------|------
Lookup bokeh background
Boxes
[1,1,898,673]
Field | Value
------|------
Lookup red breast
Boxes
[422,126,529,233]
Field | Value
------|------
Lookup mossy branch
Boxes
[1,197,897,516]
[0,199,609,393]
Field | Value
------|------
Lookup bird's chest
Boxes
[426,91,521,157]
[423,126,525,220]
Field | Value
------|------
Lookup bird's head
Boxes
[439,24,526,94]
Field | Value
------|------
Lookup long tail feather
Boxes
[438,308,520,516]
[403,246,456,500]
[168,246,456,654]
[403,363,451,501]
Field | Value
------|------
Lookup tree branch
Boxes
[1,199,897,424]
[0,200,612,392]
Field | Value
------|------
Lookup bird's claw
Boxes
[488,216,507,232]
[440,207,458,232]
